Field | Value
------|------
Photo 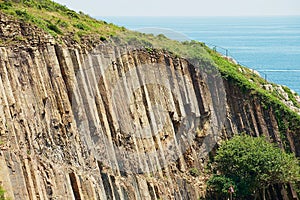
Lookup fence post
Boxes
[213,46,216,52]
[264,74,267,82]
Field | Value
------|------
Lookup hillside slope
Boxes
[0,1,299,199]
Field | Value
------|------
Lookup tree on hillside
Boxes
[207,134,300,200]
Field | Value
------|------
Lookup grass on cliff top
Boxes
[0,0,208,59]
[0,0,212,59]
[115,31,213,62]
[0,0,124,42]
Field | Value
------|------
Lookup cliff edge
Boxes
[0,1,299,199]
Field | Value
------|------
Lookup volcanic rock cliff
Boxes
[0,10,300,200]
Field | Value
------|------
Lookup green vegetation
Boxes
[282,86,300,108]
[1,0,300,199]
[207,175,236,199]
[115,31,211,62]
[204,46,300,150]
[0,0,122,41]
[207,135,300,200]
[0,186,5,200]
[47,23,61,34]
[189,167,200,177]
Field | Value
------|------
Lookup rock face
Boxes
[0,13,299,200]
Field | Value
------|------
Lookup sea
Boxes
[99,16,300,94]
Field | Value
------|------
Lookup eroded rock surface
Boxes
[0,12,299,200]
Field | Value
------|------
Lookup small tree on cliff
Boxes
[207,134,300,200]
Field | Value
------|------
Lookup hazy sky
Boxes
[54,0,300,16]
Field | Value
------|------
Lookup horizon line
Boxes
[97,15,300,18]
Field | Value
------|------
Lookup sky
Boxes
[53,0,300,16]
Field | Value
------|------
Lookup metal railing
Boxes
[205,43,272,82]
[204,42,285,98]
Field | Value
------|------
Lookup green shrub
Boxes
[189,167,200,177]
[100,36,106,41]
[23,0,37,8]
[66,10,79,19]
[0,1,12,10]
[53,4,69,13]
[207,175,236,197]
[157,33,167,39]
[76,31,84,38]
[74,23,89,31]
[208,134,300,199]
[57,19,68,28]
[47,23,62,34]
[15,9,30,19]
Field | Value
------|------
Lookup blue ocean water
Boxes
[100,16,300,94]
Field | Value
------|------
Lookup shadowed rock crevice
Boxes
[69,172,82,200]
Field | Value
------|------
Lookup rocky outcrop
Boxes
[0,12,55,46]
[0,12,299,200]
[0,42,218,199]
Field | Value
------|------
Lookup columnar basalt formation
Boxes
[0,12,299,200]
